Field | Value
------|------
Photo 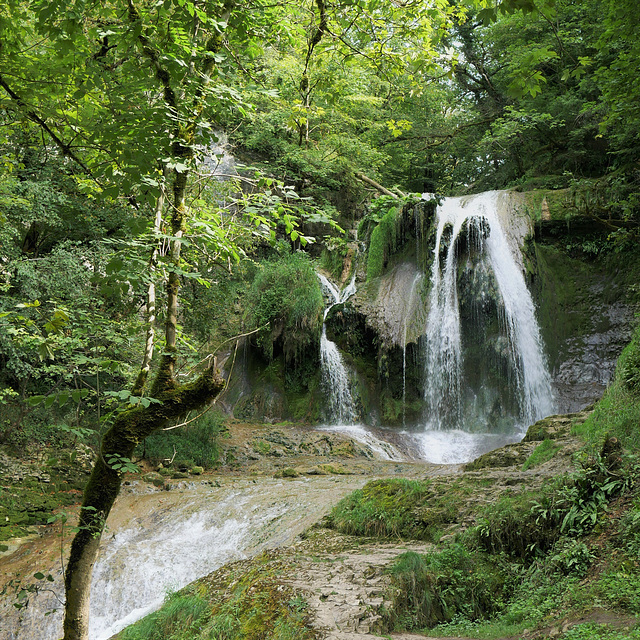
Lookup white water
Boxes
[315,192,554,465]
[318,274,358,424]
[416,191,555,461]
[89,491,277,639]
[3,476,370,640]
[320,424,404,461]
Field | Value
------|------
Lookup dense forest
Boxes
[1,0,640,639]
[2,0,638,445]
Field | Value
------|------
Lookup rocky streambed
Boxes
[0,411,597,640]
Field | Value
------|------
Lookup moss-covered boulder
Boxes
[523,408,592,442]
[464,442,537,471]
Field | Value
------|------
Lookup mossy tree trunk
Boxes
[61,2,233,638]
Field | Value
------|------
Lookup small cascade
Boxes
[422,191,554,438]
[317,274,358,424]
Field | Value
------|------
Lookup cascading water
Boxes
[317,273,406,460]
[317,274,358,424]
[412,191,555,462]
[2,476,373,640]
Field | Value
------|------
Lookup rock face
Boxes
[323,191,638,427]
[221,189,637,430]
[530,242,637,414]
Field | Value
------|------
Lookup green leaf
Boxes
[71,389,89,403]
[27,395,46,406]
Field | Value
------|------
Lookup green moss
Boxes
[0,449,90,541]
[522,439,562,470]
[325,478,459,541]
[119,553,315,640]
[366,206,399,280]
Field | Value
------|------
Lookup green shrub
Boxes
[618,321,640,394]
[319,237,349,280]
[246,252,323,365]
[596,571,640,614]
[476,454,635,559]
[548,539,595,577]
[325,478,457,540]
[384,547,508,630]
[561,623,640,640]
[474,487,563,559]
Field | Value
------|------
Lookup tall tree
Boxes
[0,1,265,638]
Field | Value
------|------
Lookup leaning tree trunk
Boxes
[62,367,225,639]
[62,3,235,637]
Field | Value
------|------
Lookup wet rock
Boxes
[143,472,165,488]
[523,408,592,442]
[464,442,537,470]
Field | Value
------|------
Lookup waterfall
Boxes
[422,191,554,437]
[317,274,358,424]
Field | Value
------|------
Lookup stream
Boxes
[1,472,384,640]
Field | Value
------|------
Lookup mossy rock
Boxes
[331,441,357,457]
[274,467,299,478]
[523,409,591,442]
[297,465,329,475]
[317,463,351,475]
[171,471,189,479]
[191,466,204,475]
[143,472,165,488]
[464,442,536,471]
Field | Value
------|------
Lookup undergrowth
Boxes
[382,449,640,637]
[137,411,228,470]
[574,320,640,452]
[383,546,510,630]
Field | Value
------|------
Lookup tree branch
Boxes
[0,74,93,175]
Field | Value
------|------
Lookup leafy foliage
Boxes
[385,547,509,630]
[139,411,228,470]
[246,251,323,366]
